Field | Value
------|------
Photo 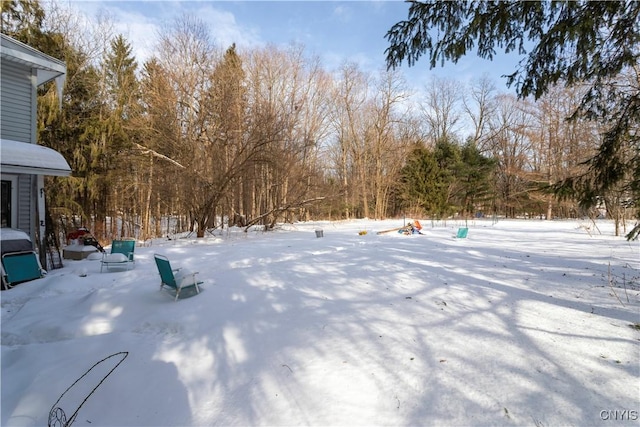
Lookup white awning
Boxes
[1,139,71,176]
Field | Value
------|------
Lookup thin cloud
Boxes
[190,4,263,50]
[331,4,353,23]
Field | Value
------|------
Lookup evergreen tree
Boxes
[105,35,139,128]
[399,138,496,219]
[1,0,45,43]
[45,56,102,230]
[399,144,449,218]
[137,58,184,236]
[456,140,496,218]
[433,137,461,217]
[102,34,142,237]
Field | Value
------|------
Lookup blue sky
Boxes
[65,1,523,93]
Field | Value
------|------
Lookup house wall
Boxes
[1,59,36,238]
[1,61,33,142]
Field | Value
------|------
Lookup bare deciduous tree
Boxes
[463,74,497,149]
[369,69,411,219]
[329,62,370,218]
[486,94,534,218]
[420,76,463,145]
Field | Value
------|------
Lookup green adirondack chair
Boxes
[101,239,136,272]
[2,251,45,288]
[154,254,202,301]
[455,227,469,239]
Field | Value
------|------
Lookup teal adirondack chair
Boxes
[2,251,45,288]
[455,227,469,239]
[154,254,202,301]
[101,240,136,272]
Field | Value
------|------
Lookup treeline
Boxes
[2,1,634,242]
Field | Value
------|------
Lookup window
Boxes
[1,177,17,228]
[1,180,12,227]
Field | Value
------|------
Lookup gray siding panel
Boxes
[16,174,32,235]
[1,62,32,142]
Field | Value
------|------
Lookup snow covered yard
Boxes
[1,219,639,426]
